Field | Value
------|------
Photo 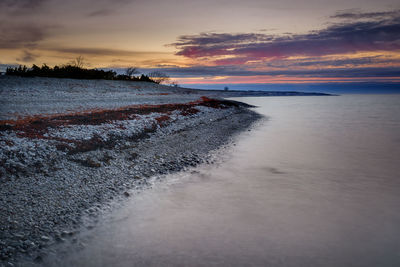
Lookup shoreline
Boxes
[0,77,263,265]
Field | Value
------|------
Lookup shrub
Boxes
[5,60,164,84]
[147,71,170,84]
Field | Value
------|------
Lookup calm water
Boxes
[55,95,400,267]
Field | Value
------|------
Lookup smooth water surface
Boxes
[56,95,400,267]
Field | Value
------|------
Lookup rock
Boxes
[13,233,24,239]
[6,246,15,253]
[128,152,138,160]
[23,240,34,247]
[60,231,69,237]
[34,255,43,263]
[40,235,50,242]
[84,158,101,168]
[123,192,130,197]
[55,236,64,242]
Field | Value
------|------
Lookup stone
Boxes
[40,236,50,242]
[60,231,69,237]
[34,255,43,263]
[23,240,34,247]
[55,236,64,242]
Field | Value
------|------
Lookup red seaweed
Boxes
[0,97,238,141]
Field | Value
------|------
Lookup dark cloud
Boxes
[172,13,400,62]
[141,65,248,77]
[0,22,50,49]
[0,0,136,50]
[136,65,400,78]
[288,57,378,67]
[0,0,133,18]
[331,9,400,20]
[86,0,137,17]
[263,56,398,68]
[16,50,39,62]
[172,33,275,47]
[0,0,47,8]
[268,67,400,78]
[0,0,55,49]
[87,8,115,17]
[171,33,276,58]
[0,0,49,14]
[48,47,169,57]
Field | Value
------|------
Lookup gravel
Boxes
[0,77,262,266]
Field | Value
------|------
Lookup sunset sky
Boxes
[1,0,400,86]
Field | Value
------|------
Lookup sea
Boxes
[52,94,400,267]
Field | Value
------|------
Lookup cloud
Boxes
[16,50,39,62]
[171,33,275,58]
[331,9,400,20]
[172,33,274,47]
[0,22,51,49]
[48,47,169,57]
[137,65,400,78]
[87,8,115,17]
[0,0,57,49]
[86,0,137,17]
[0,0,47,9]
[0,0,134,18]
[171,11,400,63]
[0,0,49,15]
[261,55,400,69]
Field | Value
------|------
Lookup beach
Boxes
[0,76,264,265]
[46,94,400,267]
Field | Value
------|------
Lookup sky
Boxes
[1,0,400,87]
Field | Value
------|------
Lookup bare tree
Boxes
[125,67,139,78]
[71,56,85,68]
[148,71,170,84]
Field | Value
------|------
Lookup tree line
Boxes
[5,58,171,84]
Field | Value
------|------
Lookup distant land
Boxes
[186,83,400,94]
